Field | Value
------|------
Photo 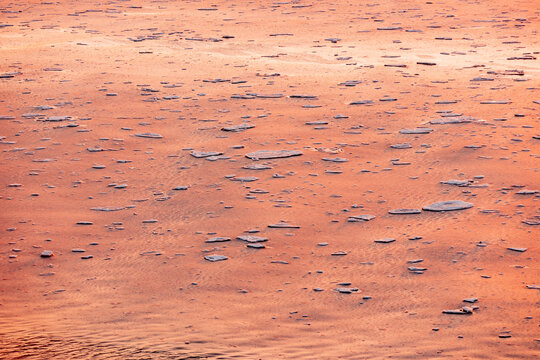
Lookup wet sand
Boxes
[1,0,539,358]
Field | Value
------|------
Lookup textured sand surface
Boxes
[1,0,539,358]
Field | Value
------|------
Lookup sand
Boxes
[0,0,539,358]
